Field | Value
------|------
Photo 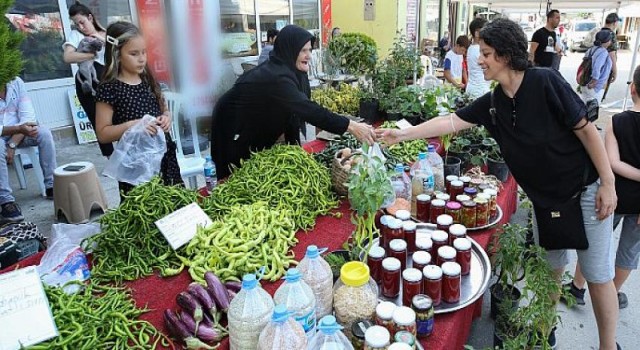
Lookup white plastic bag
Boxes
[103,115,166,185]
[37,235,90,293]
[51,223,101,253]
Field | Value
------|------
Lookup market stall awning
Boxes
[466,0,636,12]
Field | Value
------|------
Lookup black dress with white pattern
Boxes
[96,79,182,195]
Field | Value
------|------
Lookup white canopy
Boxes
[467,0,636,12]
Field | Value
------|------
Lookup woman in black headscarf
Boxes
[210,25,375,178]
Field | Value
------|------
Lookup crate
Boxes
[16,239,40,260]
[0,237,19,268]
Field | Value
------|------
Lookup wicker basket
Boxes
[331,149,360,196]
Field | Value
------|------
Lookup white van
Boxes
[567,20,599,52]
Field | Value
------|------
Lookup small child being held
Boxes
[443,35,471,90]
[95,21,182,197]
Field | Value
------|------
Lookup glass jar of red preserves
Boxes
[403,221,417,253]
[382,257,402,298]
[412,251,431,272]
[459,176,471,188]
[441,262,462,304]
[448,223,467,246]
[436,214,453,233]
[430,230,448,256]
[416,194,431,222]
[402,268,423,307]
[437,245,456,266]
[385,219,404,248]
[380,215,394,249]
[415,237,433,256]
[445,175,459,194]
[368,246,386,284]
[389,239,408,271]
[422,265,442,306]
[453,237,472,276]
[449,180,464,199]
[429,199,446,224]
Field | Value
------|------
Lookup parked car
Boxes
[566,19,599,52]
[519,22,535,42]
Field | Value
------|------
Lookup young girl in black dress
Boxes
[95,21,181,197]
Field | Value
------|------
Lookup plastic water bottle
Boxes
[204,156,217,190]
[257,304,307,350]
[410,152,434,216]
[427,144,445,192]
[391,164,412,209]
[307,315,354,350]
[228,274,274,350]
[274,268,317,339]
[297,245,334,320]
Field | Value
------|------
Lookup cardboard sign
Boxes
[155,203,213,250]
[67,90,97,144]
[0,266,58,350]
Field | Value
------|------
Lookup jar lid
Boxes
[351,319,374,339]
[470,178,483,185]
[456,194,471,202]
[402,221,417,231]
[436,214,453,225]
[436,193,450,201]
[450,180,464,187]
[464,187,478,195]
[412,251,431,265]
[423,264,443,279]
[454,237,472,251]
[483,188,498,196]
[389,239,407,252]
[438,245,456,259]
[445,201,462,210]
[395,210,411,221]
[431,230,448,242]
[389,343,413,350]
[369,246,386,259]
[394,330,416,345]
[340,261,371,287]
[459,176,471,182]
[387,218,402,229]
[415,237,433,249]
[477,193,491,201]
[474,198,488,205]
[442,261,462,276]
[376,301,397,320]
[431,199,446,207]
[392,306,416,325]
[402,268,422,282]
[364,325,390,347]
[412,294,434,310]
[416,194,431,202]
[449,223,467,236]
[382,257,401,271]
[462,200,477,207]
[445,175,459,182]
[416,230,431,240]
[380,215,393,226]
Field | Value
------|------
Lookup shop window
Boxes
[293,0,319,41]
[220,0,258,57]
[5,0,70,82]
[258,0,289,48]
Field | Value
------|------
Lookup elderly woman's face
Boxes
[296,41,312,72]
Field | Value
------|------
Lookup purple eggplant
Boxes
[188,282,217,318]
[176,291,203,325]
[201,310,215,328]
[180,309,223,343]
[224,281,242,293]
[164,309,217,349]
[205,272,230,312]
[227,289,237,303]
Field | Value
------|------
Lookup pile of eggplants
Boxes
[164,272,240,349]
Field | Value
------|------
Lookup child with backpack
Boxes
[577,30,613,106]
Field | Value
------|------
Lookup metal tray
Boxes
[375,223,492,314]
[411,204,503,232]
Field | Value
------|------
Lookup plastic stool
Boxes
[53,162,108,223]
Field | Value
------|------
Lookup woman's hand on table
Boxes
[348,121,376,145]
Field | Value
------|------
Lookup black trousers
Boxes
[75,62,114,157]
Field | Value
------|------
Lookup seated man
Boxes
[0,76,57,222]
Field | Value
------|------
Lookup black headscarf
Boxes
[271,24,315,137]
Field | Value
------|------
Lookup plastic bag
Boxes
[37,235,90,293]
[103,115,166,185]
[367,143,395,208]
[51,223,100,253]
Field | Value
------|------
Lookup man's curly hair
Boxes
[479,18,529,71]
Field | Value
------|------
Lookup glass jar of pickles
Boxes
[352,319,374,349]
[364,325,391,350]
[455,194,471,203]
[463,187,478,199]
[470,178,483,189]
[445,201,462,223]
[394,331,416,349]
[375,301,397,335]
[412,294,434,339]
[483,188,498,218]
[474,197,490,227]
[461,200,477,228]
[392,306,417,338]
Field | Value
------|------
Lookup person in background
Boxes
[600,13,620,101]
[466,17,491,98]
[529,9,562,68]
[210,25,375,179]
[0,77,53,222]
[258,28,279,65]
[438,31,450,67]
[377,18,621,350]
[95,22,181,197]
[331,27,341,39]
[62,1,113,157]
[443,35,470,90]
[579,30,613,107]
[564,65,640,312]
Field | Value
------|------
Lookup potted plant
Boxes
[482,137,510,182]
[327,32,378,76]
[440,134,461,177]
[346,143,395,261]
[358,85,380,124]
[447,136,472,170]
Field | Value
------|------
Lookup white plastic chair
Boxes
[13,146,46,197]
[164,92,205,189]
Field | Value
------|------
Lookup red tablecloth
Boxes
[2,140,518,350]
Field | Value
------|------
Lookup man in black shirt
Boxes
[529,9,561,68]
[601,13,619,100]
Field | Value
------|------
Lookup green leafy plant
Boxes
[328,32,378,75]
[371,33,422,98]
[0,0,24,86]
[324,251,348,277]
[381,85,423,118]
[346,143,394,260]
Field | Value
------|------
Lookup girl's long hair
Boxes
[101,21,164,110]
[68,1,105,32]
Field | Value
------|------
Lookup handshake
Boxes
[347,120,405,146]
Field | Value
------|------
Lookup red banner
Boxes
[188,0,209,84]
[136,0,172,85]
[321,0,332,46]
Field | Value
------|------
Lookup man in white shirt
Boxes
[0,77,57,222]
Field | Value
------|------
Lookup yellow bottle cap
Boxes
[340,261,370,287]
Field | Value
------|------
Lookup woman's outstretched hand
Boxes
[347,121,376,145]
[375,128,404,146]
